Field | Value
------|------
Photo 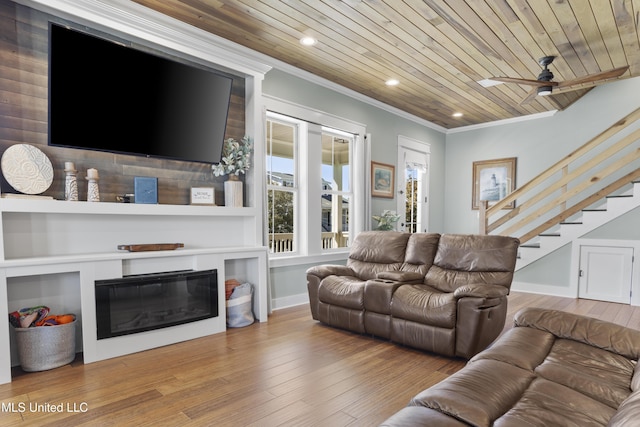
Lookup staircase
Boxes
[479,107,640,271]
[516,181,640,270]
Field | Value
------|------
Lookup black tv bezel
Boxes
[47,22,233,165]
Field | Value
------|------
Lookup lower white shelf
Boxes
[0,246,268,384]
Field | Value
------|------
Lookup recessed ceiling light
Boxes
[300,36,317,46]
[452,112,463,118]
[385,79,399,86]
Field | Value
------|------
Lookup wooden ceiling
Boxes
[132,0,639,129]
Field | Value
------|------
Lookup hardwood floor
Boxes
[1,292,639,426]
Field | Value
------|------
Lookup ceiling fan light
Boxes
[537,86,553,96]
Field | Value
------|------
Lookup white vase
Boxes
[224,175,243,207]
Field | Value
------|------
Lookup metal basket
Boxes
[14,319,76,372]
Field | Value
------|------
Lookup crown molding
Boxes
[13,0,271,77]
[446,110,559,134]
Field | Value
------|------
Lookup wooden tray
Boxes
[117,243,184,252]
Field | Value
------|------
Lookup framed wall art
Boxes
[472,157,516,210]
[371,161,395,198]
[190,187,215,205]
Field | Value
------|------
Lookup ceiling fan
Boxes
[489,56,629,104]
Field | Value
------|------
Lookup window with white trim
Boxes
[266,116,298,253]
[266,110,361,257]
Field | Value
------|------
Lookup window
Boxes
[266,116,297,254]
[265,107,364,258]
[321,130,352,249]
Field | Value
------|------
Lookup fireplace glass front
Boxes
[95,269,218,339]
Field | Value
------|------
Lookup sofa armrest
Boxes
[514,307,640,360]
[306,264,355,320]
[380,406,470,426]
[376,271,424,283]
[453,283,509,300]
[306,264,355,279]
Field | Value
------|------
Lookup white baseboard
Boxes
[511,281,577,298]
[271,293,309,310]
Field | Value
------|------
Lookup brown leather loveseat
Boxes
[306,231,520,358]
[380,307,640,426]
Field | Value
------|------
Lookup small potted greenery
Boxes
[212,136,253,177]
[212,136,253,207]
[372,210,401,230]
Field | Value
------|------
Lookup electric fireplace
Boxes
[95,269,218,339]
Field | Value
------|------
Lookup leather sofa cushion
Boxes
[318,276,365,310]
[426,266,515,293]
[400,232,440,275]
[391,285,457,328]
[515,307,640,361]
[494,377,616,427]
[433,234,519,272]
[347,260,403,281]
[470,326,555,371]
[410,358,535,427]
[379,406,469,427]
[608,389,640,426]
[346,231,410,280]
[534,338,635,409]
[633,361,640,391]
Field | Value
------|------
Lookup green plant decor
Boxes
[212,136,253,177]
[373,210,400,230]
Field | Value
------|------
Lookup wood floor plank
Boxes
[1,291,638,426]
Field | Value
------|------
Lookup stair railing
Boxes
[479,107,640,244]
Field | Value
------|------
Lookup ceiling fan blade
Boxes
[550,81,609,96]
[519,87,539,105]
[555,66,629,89]
[490,76,559,87]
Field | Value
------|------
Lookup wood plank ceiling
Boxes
[132,0,640,129]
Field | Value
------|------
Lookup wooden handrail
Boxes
[480,107,640,243]
[487,128,640,234]
[486,107,640,214]
[518,168,640,243]
[503,146,640,237]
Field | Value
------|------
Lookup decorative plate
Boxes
[1,144,54,194]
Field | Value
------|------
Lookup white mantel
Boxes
[0,199,269,384]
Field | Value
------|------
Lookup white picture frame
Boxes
[190,187,215,205]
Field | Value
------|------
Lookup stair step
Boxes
[606,194,633,199]
[560,221,583,225]
[582,208,607,212]
[520,243,540,249]
[539,233,560,237]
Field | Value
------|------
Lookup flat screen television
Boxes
[48,23,233,164]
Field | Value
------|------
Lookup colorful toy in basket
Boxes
[8,306,50,328]
[9,306,76,328]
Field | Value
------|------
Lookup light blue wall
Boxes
[444,76,640,289]
[444,77,640,234]
[263,69,447,232]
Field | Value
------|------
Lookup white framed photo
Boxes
[190,187,215,205]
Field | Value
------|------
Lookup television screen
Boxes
[48,23,233,164]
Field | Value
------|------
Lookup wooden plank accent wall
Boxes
[0,2,246,206]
